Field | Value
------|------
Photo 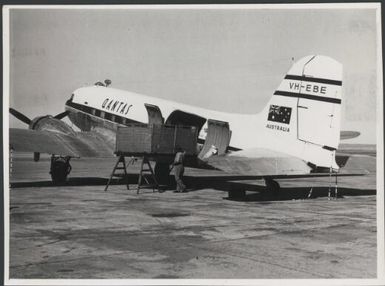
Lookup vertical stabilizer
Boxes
[260,55,343,170]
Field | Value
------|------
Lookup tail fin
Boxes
[261,55,343,170]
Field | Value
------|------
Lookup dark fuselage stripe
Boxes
[284,74,342,86]
[274,90,342,104]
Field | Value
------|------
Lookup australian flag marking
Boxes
[268,105,292,124]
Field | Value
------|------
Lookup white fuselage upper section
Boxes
[69,85,264,149]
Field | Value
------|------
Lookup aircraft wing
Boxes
[9,128,114,157]
[205,148,313,176]
[205,147,372,177]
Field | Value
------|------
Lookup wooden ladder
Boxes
[137,156,159,194]
[104,155,134,192]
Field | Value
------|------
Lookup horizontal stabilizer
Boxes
[338,155,376,174]
[340,131,361,140]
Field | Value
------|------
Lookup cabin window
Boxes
[95,110,101,117]
[115,116,122,124]
[105,113,112,121]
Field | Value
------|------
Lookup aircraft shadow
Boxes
[9,174,259,189]
[10,174,376,202]
[10,176,130,188]
[182,176,376,202]
[223,187,376,202]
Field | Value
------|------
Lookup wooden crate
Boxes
[116,124,198,155]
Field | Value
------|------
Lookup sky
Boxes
[7,5,380,143]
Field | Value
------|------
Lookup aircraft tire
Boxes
[265,178,280,194]
[50,157,71,185]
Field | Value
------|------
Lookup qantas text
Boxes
[102,98,133,115]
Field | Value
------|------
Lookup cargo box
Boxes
[115,124,198,155]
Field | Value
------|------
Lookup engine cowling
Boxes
[29,116,76,136]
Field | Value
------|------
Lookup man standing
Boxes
[173,146,186,193]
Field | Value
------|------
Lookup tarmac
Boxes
[8,154,377,279]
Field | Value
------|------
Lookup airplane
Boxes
[9,55,371,194]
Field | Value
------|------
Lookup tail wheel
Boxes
[50,156,72,185]
[265,178,280,194]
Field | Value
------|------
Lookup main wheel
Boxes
[264,178,280,195]
[155,162,171,185]
[50,157,71,185]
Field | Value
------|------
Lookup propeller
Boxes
[9,108,32,125]
[54,111,69,120]
[10,108,69,124]
[10,108,69,162]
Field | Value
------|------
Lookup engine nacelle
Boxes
[29,116,76,136]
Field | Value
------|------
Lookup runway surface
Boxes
[8,154,377,279]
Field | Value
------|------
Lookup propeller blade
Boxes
[9,108,31,125]
[54,111,69,120]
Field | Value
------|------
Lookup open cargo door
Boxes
[145,103,164,125]
[198,119,231,160]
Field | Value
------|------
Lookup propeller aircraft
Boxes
[9,55,370,194]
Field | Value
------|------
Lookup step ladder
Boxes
[137,156,159,194]
[104,155,135,192]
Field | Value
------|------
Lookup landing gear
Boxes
[154,162,171,185]
[264,178,280,195]
[50,155,72,185]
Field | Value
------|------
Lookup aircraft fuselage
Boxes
[65,85,261,150]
